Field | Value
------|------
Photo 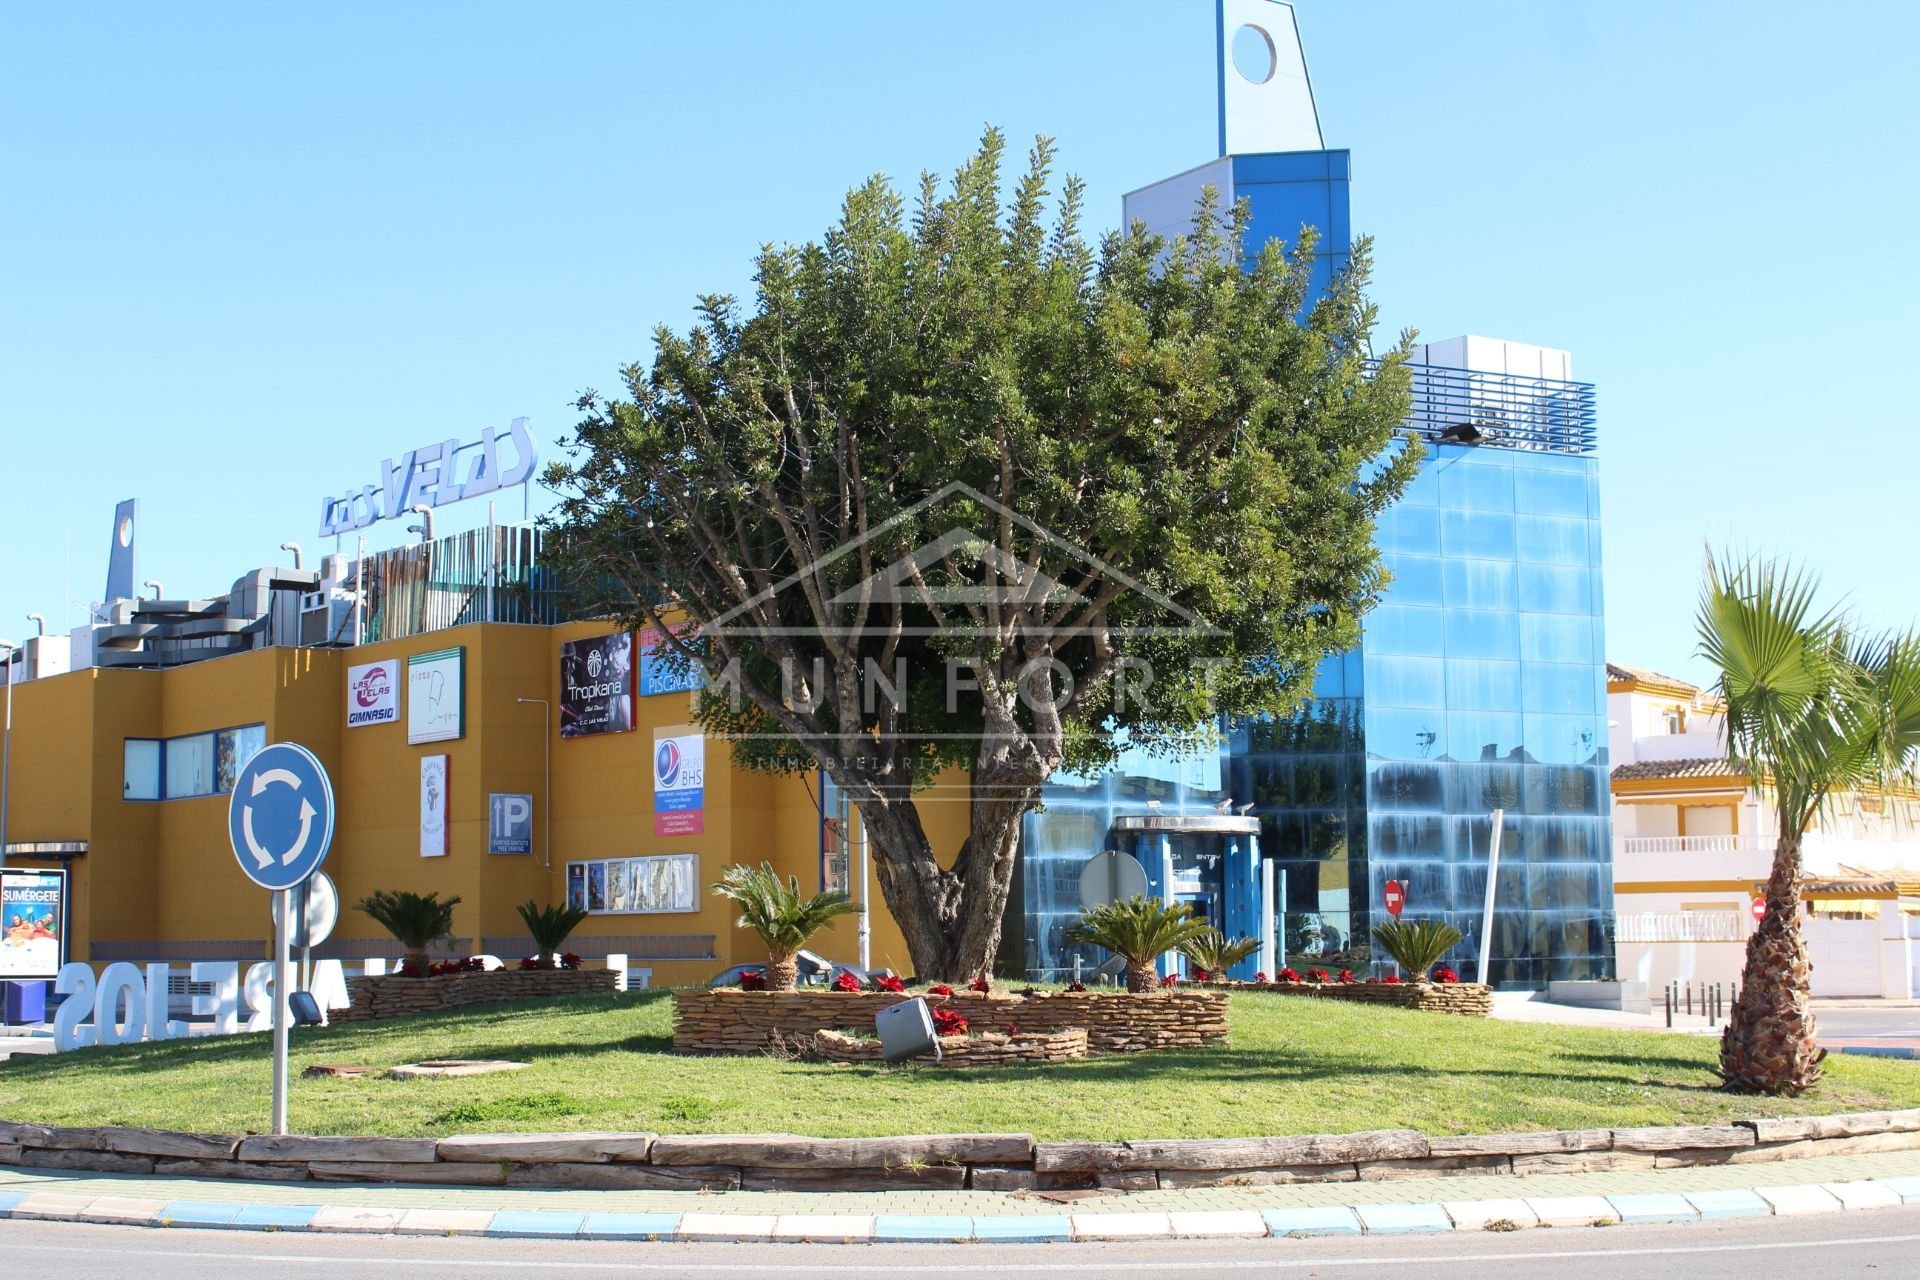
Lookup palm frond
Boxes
[1371,918,1463,977]
[355,890,461,950]
[1066,895,1214,966]
[1177,927,1262,975]
[710,861,856,955]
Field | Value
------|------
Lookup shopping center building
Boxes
[0,1,1611,988]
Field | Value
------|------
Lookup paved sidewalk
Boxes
[4,1149,1920,1243]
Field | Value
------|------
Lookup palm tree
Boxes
[1177,927,1262,981]
[1066,895,1214,992]
[711,862,856,991]
[1698,553,1920,1094]
[517,899,589,967]
[356,889,461,973]
[1371,918,1463,982]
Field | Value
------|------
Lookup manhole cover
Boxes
[303,1063,373,1079]
[386,1059,530,1079]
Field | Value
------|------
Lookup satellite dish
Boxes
[1079,850,1150,910]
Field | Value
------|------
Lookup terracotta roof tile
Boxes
[1611,756,1741,782]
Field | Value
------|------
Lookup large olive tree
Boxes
[545,129,1417,980]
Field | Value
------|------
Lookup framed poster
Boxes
[347,660,399,728]
[566,856,698,915]
[407,647,465,744]
[0,868,68,980]
[639,625,703,696]
[560,632,636,738]
[653,727,705,836]
[420,754,450,857]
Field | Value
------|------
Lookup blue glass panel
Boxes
[1367,605,1445,657]
[1442,558,1517,610]
[1435,455,1515,513]
[1383,554,1444,605]
[1310,654,1349,699]
[1517,563,1595,615]
[1511,465,1588,516]
[1445,658,1521,712]
[1523,662,1598,715]
[1397,457,1440,506]
[1521,712,1604,765]
[1440,509,1517,560]
[1364,655,1445,708]
[1446,711,1525,764]
[1520,613,1594,664]
[1444,608,1521,661]
[1515,515,1589,565]
[1363,706,1446,760]
[1377,504,1441,554]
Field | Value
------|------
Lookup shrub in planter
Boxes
[519,953,582,971]
[1371,918,1464,983]
[927,983,955,996]
[739,969,768,991]
[711,861,856,991]
[931,1006,969,1037]
[1277,967,1301,983]
[517,899,589,968]
[356,889,461,973]
[833,970,863,992]
[1338,968,1355,983]
[969,974,992,993]
[1432,965,1460,984]
[1066,895,1213,993]
[1177,927,1261,981]
[872,974,906,993]
[1308,968,1330,983]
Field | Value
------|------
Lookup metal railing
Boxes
[1620,835,1775,855]
[361,524,570,643]
[1384,360,1598,455]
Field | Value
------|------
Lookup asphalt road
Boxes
[1818,1007,1920,1043]
[4,1209,1920,1278]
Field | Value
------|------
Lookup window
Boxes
[123,724,268,801]
[1663,706,1686,735]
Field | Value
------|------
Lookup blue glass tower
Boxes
[1011,1,1614,986]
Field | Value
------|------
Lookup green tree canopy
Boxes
[545,129,1418,979]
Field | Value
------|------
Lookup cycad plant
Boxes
[1177,927,1262,981]
[517,899,590,968]
[356,889,461,973]
[1371,918,1463,983]
[711,862,856,991]
[1066,895,1214,992]
[1698,554,1920,1094]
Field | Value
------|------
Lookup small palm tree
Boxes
[1066,895,1214,992]
[1177,927,1262,981]
[1699,553,1920,1095]
[517,899,589,967]
[1371,918,1463,983]
[711,862,856,991]
[356,889,461,973]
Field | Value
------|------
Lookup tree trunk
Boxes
[764,951,799,993]
[403,948,429,974]
[1125,959,1157,993]
[1719,828,1823,1094]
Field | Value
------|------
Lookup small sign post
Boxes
[1383,879,1405,918]
[227,742,335,1136]
[1752,897,1767,923]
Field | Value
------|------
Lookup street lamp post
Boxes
[0,638,15,874]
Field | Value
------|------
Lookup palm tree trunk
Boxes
[1125,960,1157,993]
[403,948,429,975]
[764,951,799,993]
[1719,828,1824,1094]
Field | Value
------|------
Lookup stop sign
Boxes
[1384,880,1405,918]
[1752,897,1766,922]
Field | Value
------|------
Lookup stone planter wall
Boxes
[5,1110,1917,1193]
[671,988,1229,1055]
[333,968,620,1022]
[810,1028,1089,1067]
[1252,980,1493,1017]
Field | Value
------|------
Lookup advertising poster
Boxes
[0,869,67,980]
[566,856,697,915]
[653,728,705,836]
[559,632,636,738]
[488,793,533,854]
[420,755,449,857]
[639,625,703,697]
[407,647,465,744]
[347,660,399,728]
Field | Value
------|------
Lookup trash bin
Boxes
[4,981,49,1024]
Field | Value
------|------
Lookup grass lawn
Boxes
[3,990,1917,1140]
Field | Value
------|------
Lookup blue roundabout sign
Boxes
[227,742,336,891]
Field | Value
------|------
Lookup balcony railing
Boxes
[1620,835,1775,855]
[1384,361,1598,455]
[1617,911,1748,944]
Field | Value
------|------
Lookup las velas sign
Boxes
[317,417,538,538]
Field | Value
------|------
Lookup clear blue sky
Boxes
[3,1,1914,685]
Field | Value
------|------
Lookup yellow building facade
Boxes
[3,620,966,986]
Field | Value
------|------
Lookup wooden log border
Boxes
[4,1110,1916,1192]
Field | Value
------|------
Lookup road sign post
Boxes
[1384,879,1405,918]
[227,742,335,1137]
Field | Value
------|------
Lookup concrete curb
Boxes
[2,1175,1919,1242]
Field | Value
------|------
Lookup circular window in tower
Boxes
[1232,23,1277,85]
[118,515,133,547]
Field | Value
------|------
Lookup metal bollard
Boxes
[1686,983,1693,1016]
[1665,983,1673,1028]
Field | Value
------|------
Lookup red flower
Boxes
[1193,968,1212,983]
[833,970,862,992]
[1431,966,1459,984]
[1308,968,1330,983]
[1337,968,1355,983]
[1160,973,1179,987]
[873,974,906,993]
[1005,1024,1020,1037]
[561,952,582,971]
[931,1006,969,1037]
[516,956,541,972]
[1066,981,1087,993]
[969,975,991,993]
[927,983,954,996]
[1278,967,1301,983]
[1253,971,1268,983]
[1381,974,1404,985]
[739,970,768,991]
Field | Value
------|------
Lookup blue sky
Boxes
[2,0,1914,684]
